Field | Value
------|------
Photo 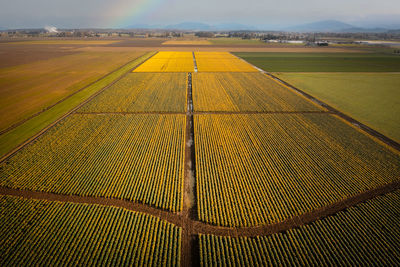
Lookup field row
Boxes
[192,72,322,112]
[0,114,186,212]
[79,73,187,113]
[195,114,400,227]
[0,195,181,266]
[78,72,321,113]
[200,189,400,266]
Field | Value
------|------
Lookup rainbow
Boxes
[107,0,170,28]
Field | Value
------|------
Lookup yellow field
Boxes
[194,52,257,72]
[162,40,212,45]
[80,73,187,112]
[134,51,194,72]
[1,114,186,212]
[192,72,322,111]
[195,114,400,227]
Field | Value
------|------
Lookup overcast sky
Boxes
[1,0,399,29]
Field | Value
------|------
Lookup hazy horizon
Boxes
[1,0,400,29]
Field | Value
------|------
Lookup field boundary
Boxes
[0,52,157,163]
[1,180,399,237]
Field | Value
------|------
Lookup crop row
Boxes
[134,51,194,72]
[1,114,186,212]
[195,113,400,227]
[200,189,400,266]
[0,195,181,266]
[192,72,322,111]
[79,73,187,113]
[194,52,257,72]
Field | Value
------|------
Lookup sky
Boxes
[0,0,400,29]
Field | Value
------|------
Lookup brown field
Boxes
[0,44,81,68]
[162,40,212,45]
[0,48,145,132]
[78,46,364,52]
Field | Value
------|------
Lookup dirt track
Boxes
[1,181,399,237]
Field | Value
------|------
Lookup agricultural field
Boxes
[0,195,181,266]
[192,72,322,112]
[0,50,146,132]
[274,72,400,142]
[2,40,120,45]
[208,38,265,45]
[80,73,187,113]
[234,52,400,72]
[0,114,186,212]
[194,52,257,72]
[162,40,212,45]
[134,51,194,72]
[200,189,400,266]
[1,47,400,265]
[195,113,400,226]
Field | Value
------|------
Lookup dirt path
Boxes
[181,72,200,267]
[1,181,399,238]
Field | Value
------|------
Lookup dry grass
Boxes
[0,51,145,132]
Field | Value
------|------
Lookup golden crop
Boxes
[194,52,258,72]
[134,51,194,72]
[0,114,186,212]
[80,72,187,112]
[195,113,400,227]
[192,72,323,112]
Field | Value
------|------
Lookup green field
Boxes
[234,52,400,72]
[274,72,400,142]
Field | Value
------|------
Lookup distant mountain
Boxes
[124,20,397,32]
[282,20,398,33]
[125,22,256,31]
[164,22,212,31]
[126,24,163,29]
[213,23,257,31]
[284,20,355,32]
